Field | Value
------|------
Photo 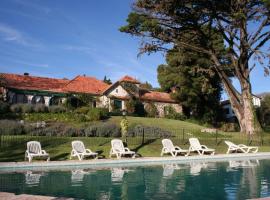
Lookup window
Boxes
[224,108,230,115]
[114,100,122,110]
[115,89,118,93]
[12,94,28,104]
[31,96,45,104]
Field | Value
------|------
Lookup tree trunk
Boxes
[211,54,262,134]
[239,80,262,134]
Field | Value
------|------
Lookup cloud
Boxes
[0,23,27,45]
[63,45,96,55]
[0,23,43,48]
[14,0,51,14]
[11,59,49,68]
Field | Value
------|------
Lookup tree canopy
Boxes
[120,0,270,134]
[158,47,222,123]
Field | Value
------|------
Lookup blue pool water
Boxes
[1,159,270,200]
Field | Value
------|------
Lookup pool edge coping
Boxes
[1,152,270,171]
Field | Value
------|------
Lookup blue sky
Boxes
[0,0,269,98]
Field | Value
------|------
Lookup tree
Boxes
[103,75,112,84]
[140,81,153,90]
[158,47,223,124]
[258,95,270,128]
[120,0,270,134]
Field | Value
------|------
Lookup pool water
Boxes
[1,159,270,200]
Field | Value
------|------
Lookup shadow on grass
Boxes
[0,146,25,162]
[132,138,157,152]
[51,153,70,161]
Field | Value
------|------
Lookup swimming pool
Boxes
[0,159,270,200]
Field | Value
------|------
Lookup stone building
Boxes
[0,73,182,117]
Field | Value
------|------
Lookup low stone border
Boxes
[1,152,270,172]
[0,192,74,200]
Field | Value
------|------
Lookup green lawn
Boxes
[1,116,270,162]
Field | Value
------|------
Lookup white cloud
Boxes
[14,0,51,15]
[0,23,27,45]
[0,23,43,48]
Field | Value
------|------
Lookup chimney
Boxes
[24,72,29,76]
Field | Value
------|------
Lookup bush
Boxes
[75,106,91,114]
[48,105,67,113]
[10,104,22,113]
[86,108,109,121]
[21,104,33,113]
[128,125,172,138]
[144,103,158,117]
[84,123,120,137]
[220,122,240,132]
[0,101,9,114]
[0,120,24,135]
[33,104,47,113]
[164,106,186,120]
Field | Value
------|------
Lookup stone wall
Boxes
[143,101,182,117]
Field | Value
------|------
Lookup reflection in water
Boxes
[0,159,270,200]
[111,168,132,182]
[71,169,91,186]
[25,171,44,186]
[228,159,260,169]
[189,162,208,175]
[162,164,180,177]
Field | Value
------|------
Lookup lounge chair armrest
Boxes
[174,146,181,150]
[201,145,208,149]
[238,144,247,148]
[85,149,93,153]
[41,150,48,155]
[124,147,130,152]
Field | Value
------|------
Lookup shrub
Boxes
[75,106,91,114]
[220,122,240,132]
[0,120,24,135]
[144,103,158,118]
[0,101,9,114]
[86,108,109,121]
[84,123,120,137]
[164,106,186,120]
[95,123,120,137]
[125,99,136,113]
[33,104,47,113]
[10,104,22,113]
[21,104,33,113]
[128,125,172,138]
[48,105,67,113]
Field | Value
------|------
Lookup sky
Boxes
[0,0,269,99]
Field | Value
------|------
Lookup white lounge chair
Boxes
[109,139,136,159]
[161,139,189,157]
[25,141,50,162]
[225,141,258,154]
[70,140,98,161]
[188,138,215,155]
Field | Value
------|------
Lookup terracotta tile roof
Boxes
[63,75,109,95]
[0,73,69,93]
[140,91,176,103]
[119,75,140,84]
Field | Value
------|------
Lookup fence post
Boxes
[182,128,185,144]
[215,130,218,145]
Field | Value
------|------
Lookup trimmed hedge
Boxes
[128,124,172,138]
[0,120,24,135]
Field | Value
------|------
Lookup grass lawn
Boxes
[109,116,205,131]
[1,116,270,162]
